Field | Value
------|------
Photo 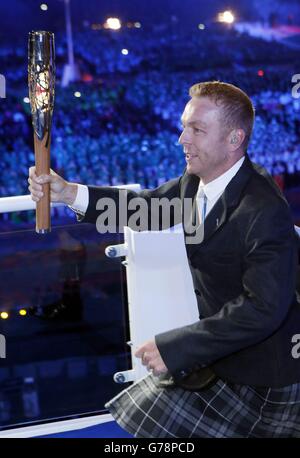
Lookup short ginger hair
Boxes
[189,81,255,150]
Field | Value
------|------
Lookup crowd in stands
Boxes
[0,24,299,224]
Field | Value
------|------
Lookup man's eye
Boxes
[193,128,204,133]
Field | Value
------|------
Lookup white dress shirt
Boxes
[70,156,245,218]
[195,156,245,222]
[69,183,89,215]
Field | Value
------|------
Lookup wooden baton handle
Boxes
[34,132,51,233]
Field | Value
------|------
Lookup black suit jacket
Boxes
[81,155,300,388]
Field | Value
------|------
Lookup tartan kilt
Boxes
[105,373,300,438]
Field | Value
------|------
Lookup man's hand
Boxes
[28,166,78,205]
[135,340,168,376]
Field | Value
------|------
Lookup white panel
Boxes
[123,224,199,381]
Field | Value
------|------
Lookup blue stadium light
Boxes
[74,91,81,97]
[121,49,129,55]
[40,3,48,11]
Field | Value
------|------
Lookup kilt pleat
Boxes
[105,374,300,438]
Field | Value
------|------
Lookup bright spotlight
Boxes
[134,22,141,28]
[218,11,235,24]
[0,312,9,320]
[104,17,121,30]
[121,48,129,55]
[198,23,205,30]
[19,309,27,316]
[40,3,48,11]
[23,97,30,104]
[74,91,81,98]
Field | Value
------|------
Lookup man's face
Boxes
[179,96,232,183]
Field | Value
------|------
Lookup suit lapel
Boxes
[182,155,254,258]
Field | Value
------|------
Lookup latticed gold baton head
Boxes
[28,31,55,234]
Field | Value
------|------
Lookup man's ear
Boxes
[228,129,245,151]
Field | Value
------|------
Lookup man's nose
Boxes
[178,129,191,145]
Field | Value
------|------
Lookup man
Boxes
[29,81,300,437]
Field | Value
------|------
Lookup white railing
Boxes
[0,195,63,213]
[0,184,141,214]
[0,413,114,438]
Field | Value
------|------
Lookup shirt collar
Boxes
[198,156,245,201]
